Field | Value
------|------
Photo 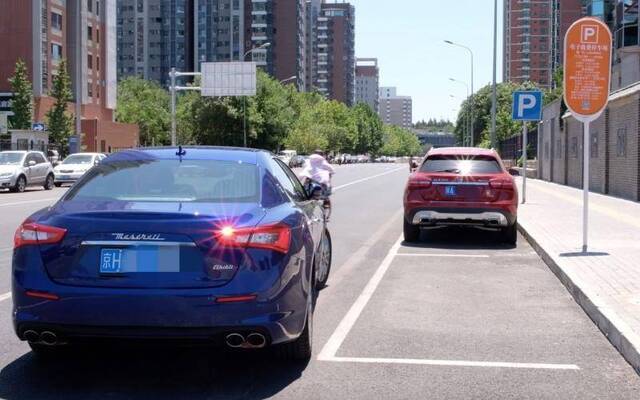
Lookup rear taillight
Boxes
[489,179,515,191]
[407,176,432,189]
[14,222,67,249]
[215,223,291,254]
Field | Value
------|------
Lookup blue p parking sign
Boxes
[512,91,543,121]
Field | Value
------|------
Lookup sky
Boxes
[348,0,504,124]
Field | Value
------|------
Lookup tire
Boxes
[315,229,332,289]
[502,221,518,245]
[275,305,313,362]
[54,182,62,187]
[403,218,420,243]
[12,175,26,193]
[44,174,54,190]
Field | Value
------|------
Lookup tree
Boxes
[380,125,422,156]
[46,59,74,148]
[8,59,33,129]
[116,77,171,146]
[352,103,384,155]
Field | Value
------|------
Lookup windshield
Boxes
[420,155,502,174]
[62,155,94,165]
[65,159,260,203]
[0,153,24,165]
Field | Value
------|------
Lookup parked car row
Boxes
[0,150,105,193]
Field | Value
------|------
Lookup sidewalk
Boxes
[517,177,640,373]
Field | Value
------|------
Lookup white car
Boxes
[54,153,106,187]
[0,151,55,192]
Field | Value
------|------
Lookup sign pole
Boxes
[170,67,177,147]
[522,122,527,204]
[582,121,591,252]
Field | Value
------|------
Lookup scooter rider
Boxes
[299,150,335,212]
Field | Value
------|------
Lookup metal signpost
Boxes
[563,18,612,253]
[169,62,257,147]
[512,91,543,204]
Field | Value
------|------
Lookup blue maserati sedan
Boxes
[12,147,332,361]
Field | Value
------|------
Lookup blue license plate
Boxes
[444,185,457,196]
[100,249,124,273]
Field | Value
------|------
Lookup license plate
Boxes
[444,185,457,196]
[100,249,124,273]
[58,175,69,180]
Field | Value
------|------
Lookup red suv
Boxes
[403,147,518,244]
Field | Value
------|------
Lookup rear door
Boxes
[24,153,38,184]
[33,152,49,183]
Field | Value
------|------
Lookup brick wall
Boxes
[81,119,139,153]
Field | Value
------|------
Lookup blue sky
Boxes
[349,0,504,123]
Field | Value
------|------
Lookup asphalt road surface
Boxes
[0,163,639,399]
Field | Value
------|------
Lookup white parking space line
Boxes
[0,197,60,208]
[333,167,405,192]
[318,235,581,371]
[0,292,11,302]
[396,253,490,258]
[326,356,580,371]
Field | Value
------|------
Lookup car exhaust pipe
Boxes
[40,331,58,346]
[246,333,266,348]
[23,330,40,342]
[225,333,245,348]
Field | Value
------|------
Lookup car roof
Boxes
[427,147,499,158]
[65,152,102,156]
[104,146,266,164]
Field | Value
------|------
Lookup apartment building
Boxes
[355,58,379,113]
[503,0,583,88]
[313,1,355,105]
[379,87,412,129]
[0,0,138,151]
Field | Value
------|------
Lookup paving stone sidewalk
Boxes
[517,177,640,373]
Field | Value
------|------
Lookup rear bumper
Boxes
[405,206,517,228]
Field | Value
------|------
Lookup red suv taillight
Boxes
[14,222,67,249]
[489,178,515,191]
[215,223,291,254]
[407,176,432,189]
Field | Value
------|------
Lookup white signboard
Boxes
[201,62,257,97]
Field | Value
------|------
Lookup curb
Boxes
[517,222,640,374]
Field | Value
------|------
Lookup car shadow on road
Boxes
[402,227,517,251]
[0,346,307,400]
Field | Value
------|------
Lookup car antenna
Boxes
[176,145,186,160]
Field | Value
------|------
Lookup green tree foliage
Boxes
[116,77,171,146]
[352,103,384,155]
[380,125,422,156]
[46,59,74,148]
[8,59,33,130]
[414,118,454,132]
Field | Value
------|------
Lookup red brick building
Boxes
[0,0,138,152]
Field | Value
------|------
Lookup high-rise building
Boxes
[245,0,307,90]
[503,0,584,88]
[117,0,245,85]
[305,0,322,92]
[0,0,138,151]
[313,1,355,105]
[379,87,412,129]
[355,58,379,113]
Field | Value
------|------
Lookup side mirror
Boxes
[28,160,36,167]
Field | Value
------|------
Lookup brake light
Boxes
[407,176,432,189]
[215,294,257,304]
[25,290,60,301]
[14,222,67,249]
[215,223,291,253]
[489,179,514,191]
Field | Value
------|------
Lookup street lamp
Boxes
[242,42,271,148]
[445,40,474,146]
[491,0,498,149]
[280,76,298,85]
[449,93,468,147]
[449,78,471,146]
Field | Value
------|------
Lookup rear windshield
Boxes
[65,159,260,203]
[420,155,502,174]
[63,155,94,164]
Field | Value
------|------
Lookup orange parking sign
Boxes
[563,18,612,121]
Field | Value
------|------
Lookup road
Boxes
[0,164,639,399]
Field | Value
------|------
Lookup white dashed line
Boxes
[0,292,11,302]
[0,198,60,208]
[396,253,490,258]
[333,167,405,192]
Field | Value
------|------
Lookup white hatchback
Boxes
[54,153,106,187]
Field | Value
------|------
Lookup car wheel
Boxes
[44,174,54,190]
[275,305,313,362]
[315,229,332,290]
[54,182,62,187]
[502,221,518,245]
[12,175,26,193]
[403,218,420,242]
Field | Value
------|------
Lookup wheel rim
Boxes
[317,233,331,283]
[18,178,25,192]
[46,176,53,188]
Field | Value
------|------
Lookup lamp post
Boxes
[490,0,498,149]
[445,40,474,146]
[449,78,470,146]
[450,94,468,146]
[280,76,298,85]
[242,42,271,148]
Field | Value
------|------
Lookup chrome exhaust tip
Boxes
[40,331,58,346]
[24,330,40,342]
[225,333,245,348]
[246,333,266,348]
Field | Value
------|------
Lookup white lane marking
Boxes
[0,247,12,253]
[0,197,60,208]
[0,292,11,302]
[333,167,405,192]
[325,356,580,371]
[396,253,490,258]
[318,235,403,360]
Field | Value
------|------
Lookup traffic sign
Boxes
[563,18,612,122]
[31,123,46,132]
[512,91,543,121]
[201,62,257,97]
